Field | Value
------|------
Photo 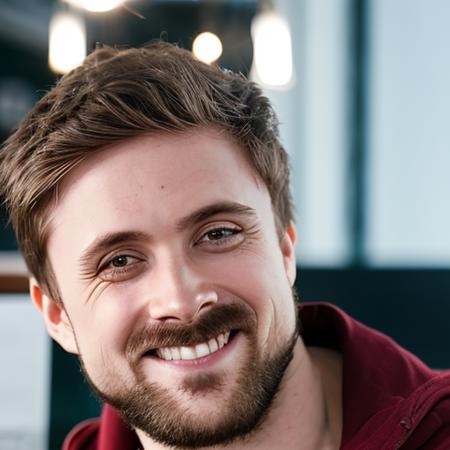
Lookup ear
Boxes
[280,222,297,286]
[29,277,79,355]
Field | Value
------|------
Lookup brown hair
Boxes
[0,41,293,300]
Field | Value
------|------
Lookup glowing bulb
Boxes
[192,32,223,64]
[64,0,125,13]
[49,11,86,74]
[251,11,293,88]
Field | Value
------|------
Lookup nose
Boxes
[147,252,218,322]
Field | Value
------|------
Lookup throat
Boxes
[307,346,343,448]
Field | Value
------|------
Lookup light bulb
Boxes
[64,0,125,13]
[192,32,223,65]
[251,11,293,88]
[49,11,86,74]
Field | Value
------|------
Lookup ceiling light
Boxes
[48,11,86,74]
[251,11,293,88]
[64,0,126,13]
[192,32,223,65]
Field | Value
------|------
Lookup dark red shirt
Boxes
[63,303,450,449]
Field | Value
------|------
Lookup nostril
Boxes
[196,290,219,311]
[148,285,218,322]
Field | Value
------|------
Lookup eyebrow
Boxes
[175,201,257,231]
[78,201,257,267]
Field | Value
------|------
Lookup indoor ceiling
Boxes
[0,0,257,134]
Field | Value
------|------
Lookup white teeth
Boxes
[155,331,232,361]
[195,342,210,358]
[208,337,219,353]
[170,347,181,360]
[180,346,197,360]
[162,348,172,360]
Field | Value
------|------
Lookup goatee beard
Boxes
[79,301,299,449]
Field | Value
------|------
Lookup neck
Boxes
[137,339,342,450]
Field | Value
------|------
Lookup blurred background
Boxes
[0,0,449,449]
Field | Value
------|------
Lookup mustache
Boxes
[126,302,257,361]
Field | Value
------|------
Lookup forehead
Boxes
[48,128,270,241]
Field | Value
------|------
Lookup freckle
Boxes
[160,185,165,190]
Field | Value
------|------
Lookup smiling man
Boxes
[1,43,450,450]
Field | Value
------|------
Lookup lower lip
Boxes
[144,332,241,370]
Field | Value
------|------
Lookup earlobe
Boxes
[29,278,79,355]
[281,222,297,286]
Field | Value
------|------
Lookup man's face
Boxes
[41,128,298,447]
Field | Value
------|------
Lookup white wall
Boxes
[266,0,351,266]
[0,295,50,450]
[269,0,450,267]
[366,0,450,266]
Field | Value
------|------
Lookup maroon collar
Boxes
[300,302,437,444]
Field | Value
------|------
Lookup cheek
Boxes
[66,284,142,373]
[212,246,296,345]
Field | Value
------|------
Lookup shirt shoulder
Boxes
[63,405,140,450]
[62,419,99,450]
[300,303,450,449]
[346,373,450,449]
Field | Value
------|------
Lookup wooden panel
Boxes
[0,252,28,293]
[0,275,28,293]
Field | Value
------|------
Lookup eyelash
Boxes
[195,225,243,248]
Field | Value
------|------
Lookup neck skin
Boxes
[136,340,343,450]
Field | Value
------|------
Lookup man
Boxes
[1,42,449,450]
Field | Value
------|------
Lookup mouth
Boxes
[149,331,235,362]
